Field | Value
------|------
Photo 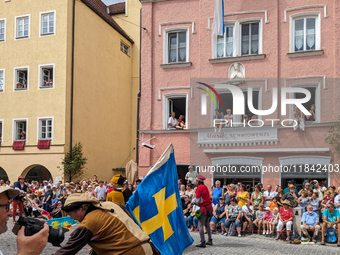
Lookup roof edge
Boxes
[81,0,134,44]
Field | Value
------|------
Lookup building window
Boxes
[294,17,316,52]
[14,67,29,90]
[164,94,188,129]
[16,16,29,39]
[241,23,259,56]
[14,119,27,141]
[0,19,5,42]
[290,15,320,53]
[120,41,129,56]
[40,12,55,36]
[39,64,54,88]
[217,26,233,58]
[39,118,53,140]
[0,69,4,91]
[216,88,260,125]
[290,85,320,122]
[167,31,187,63]
[214,20,262,59]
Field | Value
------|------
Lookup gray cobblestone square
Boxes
[2,221,340,255]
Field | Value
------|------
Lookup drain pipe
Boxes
[136,7,142,164]
[70,0,76,152]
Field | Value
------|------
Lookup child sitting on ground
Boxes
[188,204,200,231]
[262,207,273,235]
[254,204,265,234]
[269,207,279,235]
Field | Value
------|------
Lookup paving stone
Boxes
[2,221,340,254]
[183,232,340,254]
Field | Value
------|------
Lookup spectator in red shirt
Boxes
[193,175,213,248]
[275,199,294,240]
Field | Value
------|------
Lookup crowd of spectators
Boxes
[0,175,141,222]
[179,171,340,245]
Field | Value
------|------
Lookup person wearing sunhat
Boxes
[283,181,298,194]
[12,176,27,223]
[54,193,153,255]
[106,174,132,206]
[276,199,294,241]
[0,186,49,255]
[281,184,298,204]
[193,175,213,248]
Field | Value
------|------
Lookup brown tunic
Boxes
[54,203,153,255]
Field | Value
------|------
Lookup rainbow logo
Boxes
[196,82,222,107]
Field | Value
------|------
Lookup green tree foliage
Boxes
[61,142,87,182]
[325,117,340,157]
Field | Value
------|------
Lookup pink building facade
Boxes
[138,0,340,189]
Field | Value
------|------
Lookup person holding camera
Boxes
[12,176,27,223]
[0,186,49,255]
[54,192,154,254]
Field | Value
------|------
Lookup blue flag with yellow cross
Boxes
[125,144,193,254]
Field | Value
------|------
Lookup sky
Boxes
[101,0,124,5]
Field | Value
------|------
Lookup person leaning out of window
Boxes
[305,104,316,121]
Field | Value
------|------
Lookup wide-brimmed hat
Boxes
[281,199,291,206]
[0,186,20,199]
[64,193,100,208]
[265,207,270,211]
[288,184,296,189]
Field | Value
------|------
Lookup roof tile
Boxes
[108,2,125,15]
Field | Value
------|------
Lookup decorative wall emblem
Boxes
[228,62,245,85]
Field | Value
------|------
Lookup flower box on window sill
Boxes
[209,54,266,64]
[161,62,192,69]
[13,140,25,150]
[287,50,323,58]
[38,139,50,149]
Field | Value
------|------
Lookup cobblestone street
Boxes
[2,219,340,255]
[183,232,340,255]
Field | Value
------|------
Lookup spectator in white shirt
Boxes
[94,181,107,200]
[42,180,49,192]
[334,187,340,211]
[168,112,177,129]
[263,185,277,208]
[242,199,253,235]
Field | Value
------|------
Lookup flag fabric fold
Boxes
[126,144,193,255]
[212,0,225,36]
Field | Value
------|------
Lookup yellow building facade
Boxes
[0,0,136,183]
[109,0,141,167]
